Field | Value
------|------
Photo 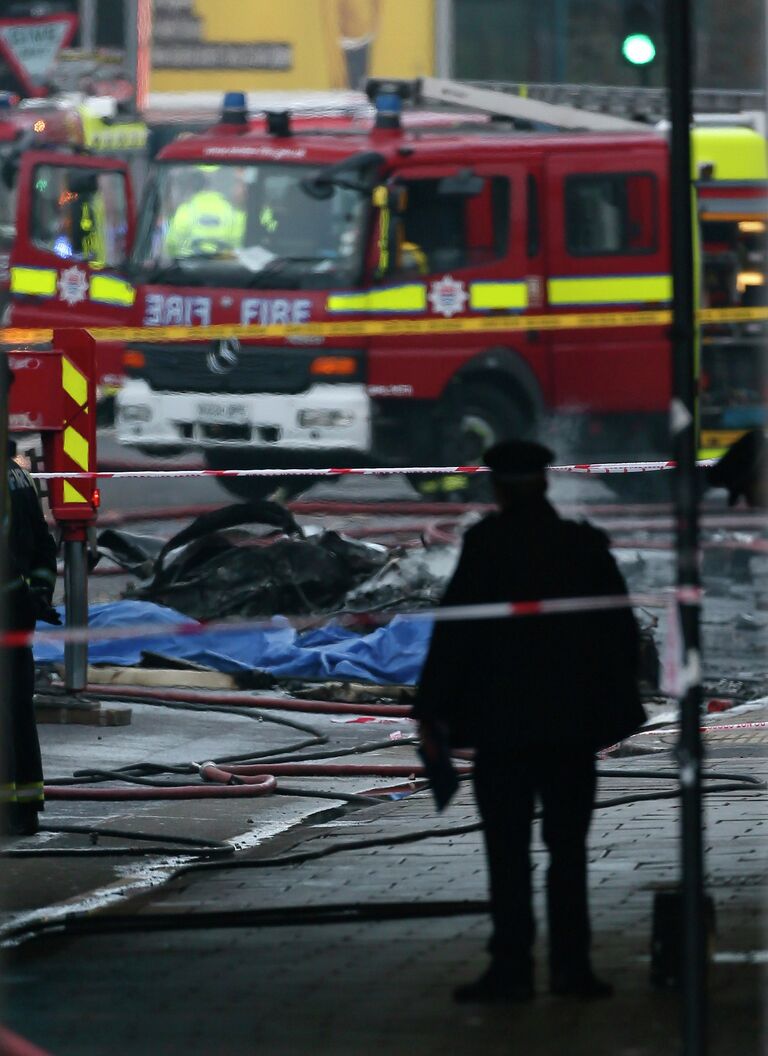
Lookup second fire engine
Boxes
[6,79,767,494]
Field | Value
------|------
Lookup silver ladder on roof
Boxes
[416,77,766,130]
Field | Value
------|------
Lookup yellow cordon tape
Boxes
[0,306,766,346]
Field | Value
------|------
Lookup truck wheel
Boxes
[411,381,533,500]
[203,450,308,502]
[96,395,115,428]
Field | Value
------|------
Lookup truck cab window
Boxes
[396,175,509,275]
[132,162,367,289]
[31,165,128,268]
[565,172,657,256]
[527,174,540,257]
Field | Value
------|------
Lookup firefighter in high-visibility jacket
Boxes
[164,166,246,259]
[2,362,58,836]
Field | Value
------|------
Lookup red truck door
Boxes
[544,142,671,446]
[9,151,136,392]
[366,160,543,402]
[10,150,136,320]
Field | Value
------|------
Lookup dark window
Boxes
[95,0,125,48]
[395,175,510,274]
[701,218,768,308]
[565,172,657,256]
[32,164,128,267]
[527,174,540,257]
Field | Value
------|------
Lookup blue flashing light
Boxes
[53,236,73,259]
[221,91,248,126]
[0,92,12,110]
[374,90,403,130]
[223,91,247,112]
[376,92,402,116]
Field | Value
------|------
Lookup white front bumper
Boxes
[115,379,372,453]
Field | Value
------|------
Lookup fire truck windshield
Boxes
[132,162,368,289]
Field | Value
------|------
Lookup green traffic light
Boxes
[621,32,656,65]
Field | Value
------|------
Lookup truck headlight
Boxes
[298,410,354,428]
[118,406,152,423]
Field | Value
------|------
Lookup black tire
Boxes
[96,395,115,428]
[203,449,309,501]
[410,380,533,500]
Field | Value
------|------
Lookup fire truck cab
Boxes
[0,90,148,312]
[6,81,766,493]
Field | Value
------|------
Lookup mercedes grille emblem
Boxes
[206,338,241,375]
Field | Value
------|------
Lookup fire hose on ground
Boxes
[4,680,764,864]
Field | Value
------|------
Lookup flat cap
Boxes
[483,439,554,482]
[706,428,766,506]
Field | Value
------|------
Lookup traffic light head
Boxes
[621,0,660,66]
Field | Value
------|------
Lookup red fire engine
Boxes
[0,90,149,321]
[6,79,767,495]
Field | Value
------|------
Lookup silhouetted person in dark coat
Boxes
[414,441,645,1003]
[2,360,59,837]
[706,429,767,509]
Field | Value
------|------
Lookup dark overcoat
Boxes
[414,499,645,752]
[7,459,58,629]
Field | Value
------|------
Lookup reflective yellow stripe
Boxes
[470,282,528,311]
[62,357,88,408]
[63,481,89,504]
[16,782,44,802]
[0,783,17,803]
[9,266,57,297]
[327,285,427,313]
[548,275,673,306]
[79,108,149,151]
[63,427,89,472]
[90,274,136,307]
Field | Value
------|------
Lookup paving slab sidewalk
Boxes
[4,722,767,1056]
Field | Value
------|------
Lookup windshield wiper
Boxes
[141,254,233,285]
[247,257,334,289]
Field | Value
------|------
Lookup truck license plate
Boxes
[197,402,248,422]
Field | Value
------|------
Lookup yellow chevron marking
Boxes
[62,357,88,407]
[63,481,89,504]
[63,427,89,472]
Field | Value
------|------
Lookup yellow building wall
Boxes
[150,0,435,92]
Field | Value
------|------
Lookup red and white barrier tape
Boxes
[636,720,768,736]
[699,720,768,733]
[30,459,717,481]
[4,587,701,649]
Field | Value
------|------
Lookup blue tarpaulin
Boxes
[33,601,433,685]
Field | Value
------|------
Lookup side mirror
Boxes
[438,168,485,197]
[301,176,334,200]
